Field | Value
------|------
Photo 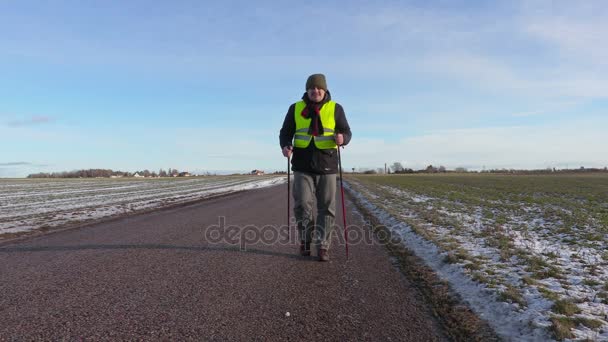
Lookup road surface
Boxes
[0,184,446,340]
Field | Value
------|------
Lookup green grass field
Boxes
[350,173,608,234]
[346,172,608,340]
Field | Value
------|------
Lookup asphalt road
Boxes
[0,184,446,341]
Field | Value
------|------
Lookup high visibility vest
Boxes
[293,100,337,150]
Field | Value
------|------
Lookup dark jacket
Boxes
[279,91,352,174]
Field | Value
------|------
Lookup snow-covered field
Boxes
[0,176,285,237]
[346,174,608,341]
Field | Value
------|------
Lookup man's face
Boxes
[307,87,326,103]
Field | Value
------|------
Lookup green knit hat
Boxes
[305,73,328,91]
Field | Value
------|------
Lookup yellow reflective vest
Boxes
[293,100,337,150]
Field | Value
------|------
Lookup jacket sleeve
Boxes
[279,104,296,148]
[335,103,352,146]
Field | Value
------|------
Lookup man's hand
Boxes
[282,146,293,158]
[335,133,344,146]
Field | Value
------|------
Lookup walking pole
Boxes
[337,145,348,259]
[287,153,291,241]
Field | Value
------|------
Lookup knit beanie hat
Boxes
[305,74,328,91]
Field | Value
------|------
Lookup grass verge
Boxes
[346,189,500,341]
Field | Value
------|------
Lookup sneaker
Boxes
[318,249,329,262]
[300,242,311,256]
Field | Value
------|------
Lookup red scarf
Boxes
[300,104,322,136]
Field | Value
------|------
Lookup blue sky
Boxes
[1,0,607,177]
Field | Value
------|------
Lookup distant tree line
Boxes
[478,166,608,174]
[27,168,188,178]
[384,162,444,174]
[355,163,608,175]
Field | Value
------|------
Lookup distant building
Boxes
[178,172,191,177]
[251,169,264,176]
[133,172,144,178]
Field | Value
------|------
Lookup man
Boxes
[279,73,352,261]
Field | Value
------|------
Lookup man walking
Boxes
[279,74,352,261]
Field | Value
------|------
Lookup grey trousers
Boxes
[293,171,337,251]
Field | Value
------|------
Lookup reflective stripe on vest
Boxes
[293,101,337,149]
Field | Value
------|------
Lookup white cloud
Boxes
[510,99,580,118]
[517,1,608,97]
[345,118,608,171]
[526,20,608,64]
[0,162,32,166]
[419,50,608,100]
[522,0,608,62]
[6,115,55,127]
[419,53,524,89]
